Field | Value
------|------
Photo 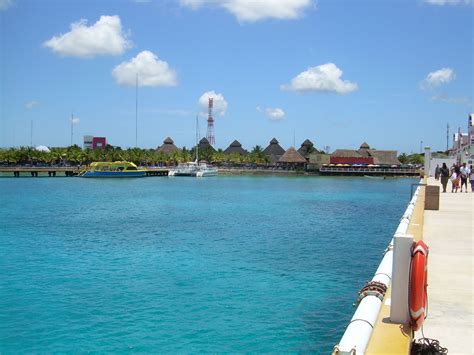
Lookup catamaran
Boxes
[168,116,218,177]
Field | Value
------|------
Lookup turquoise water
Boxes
[0,176,415,353]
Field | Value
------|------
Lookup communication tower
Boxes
[206,97,215,145]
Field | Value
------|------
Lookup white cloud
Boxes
[423,0,472,5]
[112,51,178,87]
[25,101,40,110]
[420,67,455,90]
[257,106,285,120]
[281,63,358,94]
[44,15,132,58]
[198,91,228,116]
[0,0,13,11]
[180,0,313,22]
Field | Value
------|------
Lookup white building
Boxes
[450,113,474,166]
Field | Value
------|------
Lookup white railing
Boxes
[333,181,422,354]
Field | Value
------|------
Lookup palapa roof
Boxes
[332,149,362,157]
[332,146,401,165]
[263,138,285,157]
[279,147,307,164]
[297,139,315,158]
[368,150,400,165]
[198,137,215,152]
[156,137,179,154]
[224,140,247,155]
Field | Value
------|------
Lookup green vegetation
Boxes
[398,153,424,165]
[0,145,270,166]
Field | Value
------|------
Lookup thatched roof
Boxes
[198,137,215,152]
[332,149,362,158]
[279,147,307,164]
[332,147,400,165]
[224,140,247,155]
[368,150,400,165]
[156,137,179,154]
[263,138,285,157]
[297,139,315,158]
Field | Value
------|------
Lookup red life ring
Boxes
[409,240,429,331]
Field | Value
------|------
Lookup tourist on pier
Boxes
[451,165,461,193]
[459,162,469,193]
[469,165,474,192]
[435,164,440,180]
[440,163,450,193]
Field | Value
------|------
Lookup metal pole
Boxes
[135,73,138,148]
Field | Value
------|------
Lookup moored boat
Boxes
[80,161,146,178]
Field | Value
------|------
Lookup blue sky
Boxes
[1,0,472,153]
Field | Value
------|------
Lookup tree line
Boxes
[0,145,272,166]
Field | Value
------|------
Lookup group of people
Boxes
[435,162,473,193]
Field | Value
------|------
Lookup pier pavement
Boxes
[415,177,473,354]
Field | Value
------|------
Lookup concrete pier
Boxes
[414,177,473,354]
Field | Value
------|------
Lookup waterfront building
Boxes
[224,140,247,155]
[297,139,316,160]
[278,147,307,168]
[83,135,107,150]
[331,142,400,165]
[92,137,106,150]
[156,137,179,154]
[450,113,473,165]
[83,135,93,149]
[263,138,285,164]
[307,153,330,170]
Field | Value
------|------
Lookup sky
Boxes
[0,0,472,153]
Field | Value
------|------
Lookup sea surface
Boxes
[0,175,416,353]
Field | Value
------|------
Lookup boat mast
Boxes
[195,114,199,164]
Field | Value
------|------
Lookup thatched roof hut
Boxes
[198,137,215,152]
[297,139,315,159]
[368,150,400,165]
[278,147,307,166]
[156,137,179,154]
[331,142,401,165]
[224,140,247,155]
[263,138,285,163]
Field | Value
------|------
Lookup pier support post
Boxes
[390,232,413,323]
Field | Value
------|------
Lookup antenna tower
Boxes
[206,97,215,145]
[446,123,450,152]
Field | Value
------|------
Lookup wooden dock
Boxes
[0,166,169,177]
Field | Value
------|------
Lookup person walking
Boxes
[434,164,440,180]
[459,162,469,193]
[451,165,461,193]
[440,163,450,193]
[469,165,474,192]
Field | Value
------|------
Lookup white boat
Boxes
[169,161,218,177]
[168,117,218,177]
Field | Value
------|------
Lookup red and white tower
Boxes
[206,97,215,145]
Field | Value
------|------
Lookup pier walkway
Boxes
[414,177,473,354]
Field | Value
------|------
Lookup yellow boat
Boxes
[80,161,146,178]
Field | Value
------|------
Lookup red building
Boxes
[92,137,106,150]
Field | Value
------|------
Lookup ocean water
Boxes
[0,176,416,353]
